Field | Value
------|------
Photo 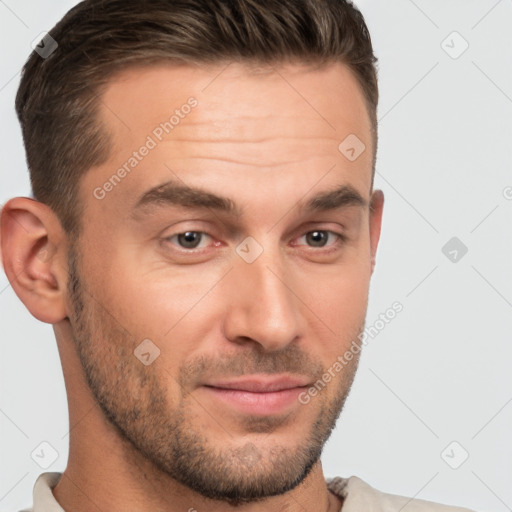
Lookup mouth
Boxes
[200,375,311,415]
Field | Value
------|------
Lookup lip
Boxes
[203,375,312,392]
[202,386,308,416]
[200,375,312,416]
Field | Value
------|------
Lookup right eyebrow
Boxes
[130,179,242,220]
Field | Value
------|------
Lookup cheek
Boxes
[300,260,370,311]
[93,257,221,369]
[295,262,370,353]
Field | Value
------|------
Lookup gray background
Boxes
[1,1,511,511]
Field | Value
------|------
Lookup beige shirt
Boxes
[19,472,476,512]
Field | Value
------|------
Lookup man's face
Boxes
[66,62,382,504]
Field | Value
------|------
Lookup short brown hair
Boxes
[15,0,378,237]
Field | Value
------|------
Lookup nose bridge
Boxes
[223,241,300,350]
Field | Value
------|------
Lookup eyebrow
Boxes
[130,178,368,220]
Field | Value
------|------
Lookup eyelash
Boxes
[162,229,348,255]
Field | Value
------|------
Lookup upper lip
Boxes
[203,375,312,393]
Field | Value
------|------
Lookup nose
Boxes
[222,244,302,352]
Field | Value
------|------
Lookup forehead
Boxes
[98,60,370,135]
[81,61,373,219]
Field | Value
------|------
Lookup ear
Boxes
[1,197,70,323]
[368,189,384,274]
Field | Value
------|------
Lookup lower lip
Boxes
[202,386,307,415]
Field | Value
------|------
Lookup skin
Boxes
[1,61,384,512]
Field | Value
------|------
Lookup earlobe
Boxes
[369,189,384,274]
[0,197,69,324]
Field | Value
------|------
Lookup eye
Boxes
[165,231,212,250]
[296,230,346,249]
[162,229,346,255]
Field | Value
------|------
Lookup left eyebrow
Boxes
[298,184,368,213]
[130,178,368,221]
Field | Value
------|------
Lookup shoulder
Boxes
[326,475,477,512]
